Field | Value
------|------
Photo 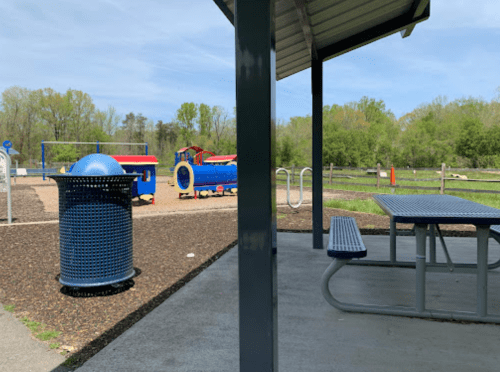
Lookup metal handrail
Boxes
[276,167,312,208]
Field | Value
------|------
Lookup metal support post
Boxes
[96,140,100,154]
[476,225,489,317]
[235,0,277,370]
[390,219,396,263]
[312,58,323,249]
[145,142,148,155]
[0,149,12,224]
[42,140,45,181]
[415,223,428,313]
[429,224,436,264]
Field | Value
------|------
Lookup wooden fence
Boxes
[276,163,500,195]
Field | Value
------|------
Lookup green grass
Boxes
[3,304,15,312]
[278,168,500,215]
[324,199,386,216]
[20,316,61,342]
[36,330,62,341]
[49,342,61,349]
[20,317,44,333]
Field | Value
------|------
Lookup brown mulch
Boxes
[0,183,478,368]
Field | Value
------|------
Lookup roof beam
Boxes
[292,0,318,60]
[318,6,430,62]
[212,0,234,25]
[400,0,430,38]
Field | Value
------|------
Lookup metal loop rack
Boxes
[276,167,312,208]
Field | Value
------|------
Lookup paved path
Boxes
[0,305,74,372]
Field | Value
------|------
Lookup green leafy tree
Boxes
[176,102,198,146]
[198,103,212,138]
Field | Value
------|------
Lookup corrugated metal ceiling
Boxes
[214,0,429,80]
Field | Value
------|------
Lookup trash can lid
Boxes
[70,154,126,176]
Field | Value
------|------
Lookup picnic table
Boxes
[372,194,500,322]
[322,194,500,323]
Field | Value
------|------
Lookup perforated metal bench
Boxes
[321,217,368,311]
[490,225,500,242]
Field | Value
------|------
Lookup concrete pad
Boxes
[75,233,500,372]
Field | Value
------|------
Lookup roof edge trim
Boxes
[318,6,430,62]
[213,0,234,25]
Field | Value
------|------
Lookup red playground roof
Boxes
[177,146,204,154]
[204,155,237,163]
[110,155,158,165]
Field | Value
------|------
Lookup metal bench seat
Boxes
[322,217,373,312]
[327,216,367,259]
[490,225,500,240]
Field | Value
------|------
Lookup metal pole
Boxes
[390,219,396,263]
[476,225,489,317]
[440,163,445,194]
[42,140,45,181]
[429,224,436,264]
[376,163,380,188]
[415,223,428,313]
[235,0,277,370]
[312,57,323,249]
[96,140,100,154]
[0,149,12,224]
[145,142,148,155]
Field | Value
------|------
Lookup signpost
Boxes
[0,145,12,224]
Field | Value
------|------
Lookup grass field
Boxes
[278,168,500,214]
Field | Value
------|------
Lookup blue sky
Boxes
[1,0,499,125]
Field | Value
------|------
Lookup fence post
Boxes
[377,163,380,188]
[291,164,295,184]
[440,163,445,194]
[329,163,333,185]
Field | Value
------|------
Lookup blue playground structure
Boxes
[173,146,237,199]
[110,155,158,204]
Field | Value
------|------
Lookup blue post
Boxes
[96,140,100,154]
[42,140,45,181]
[145,142,148,155]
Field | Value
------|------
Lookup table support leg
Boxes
[477,225,489,317]
[390,219,396,263]
[415,224,428,313]
[429,224,436,264]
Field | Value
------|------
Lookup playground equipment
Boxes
[41,140,148,180]
[0,141,12,224]
[204,154,237,165]
[174,160,237,199]
[173,146,238,199]
[49,154,140,288]
[276,167,312,208]
[174,146,215,166]
[111,155,158,204]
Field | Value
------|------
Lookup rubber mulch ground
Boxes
[0,183,477,368]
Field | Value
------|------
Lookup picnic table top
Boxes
[373,194,500,225]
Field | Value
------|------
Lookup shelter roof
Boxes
[213,0,429,80]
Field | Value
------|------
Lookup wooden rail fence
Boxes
[276,163,500,195]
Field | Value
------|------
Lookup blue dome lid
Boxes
[70,154,125,176]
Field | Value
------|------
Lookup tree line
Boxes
[1,85,499,168]
[0,86,236,165]
[277,93,500,169]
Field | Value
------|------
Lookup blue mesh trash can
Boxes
[49,154,141,288]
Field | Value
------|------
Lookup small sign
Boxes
[2,140,12,149]
[216,185,224,193]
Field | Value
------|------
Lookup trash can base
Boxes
[59,269,136,288]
